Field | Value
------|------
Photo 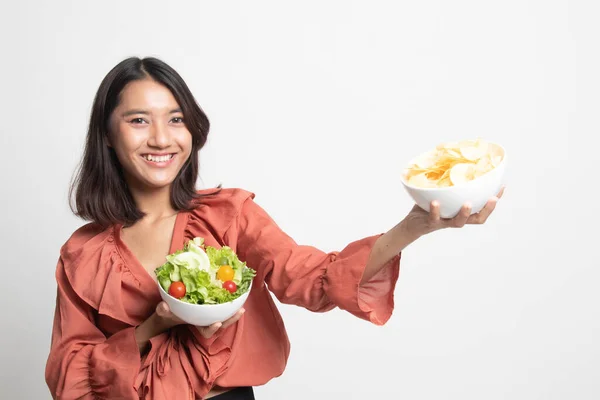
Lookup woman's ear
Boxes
[106,116,115,148]
[106,130,113,148]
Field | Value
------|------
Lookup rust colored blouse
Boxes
[45,188,401,400]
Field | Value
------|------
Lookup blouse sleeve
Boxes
[45,258,142,400]
[233,196,401,325]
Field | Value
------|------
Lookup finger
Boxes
[199,322,223,338]
[429,200,441,223]
[220,309,246,330]
[449,202,471,228]
[156,301,171,318]
[468,197,498,224]
[155,302,185,326]
[497,186,505,199]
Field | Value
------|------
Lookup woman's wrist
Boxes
[395,218,425,244]
[362,220,422,284]
[135,312,168,354]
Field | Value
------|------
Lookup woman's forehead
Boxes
[118,79,180,112]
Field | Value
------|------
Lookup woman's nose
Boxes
[148,121,171,148]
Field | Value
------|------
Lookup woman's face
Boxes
[109,79,192,191]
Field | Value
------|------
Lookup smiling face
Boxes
[108,79,193,191]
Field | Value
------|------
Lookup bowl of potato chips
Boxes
[401,138,506,218]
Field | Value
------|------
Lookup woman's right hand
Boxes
[154,301,185,330]
[155,301,246,339]
[136,301,245,353]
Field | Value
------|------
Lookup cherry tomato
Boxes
[217,265,235,282]
[223,280,237,294]
[168,281,186,299]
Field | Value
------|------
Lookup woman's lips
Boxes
[141,153,176,167]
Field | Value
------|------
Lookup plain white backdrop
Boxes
[1,1,599,399]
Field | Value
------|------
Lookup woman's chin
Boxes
[134,177,177,191]
[148,179,176,189]
[124,169,180,191]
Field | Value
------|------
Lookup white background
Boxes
[1,1,599,399]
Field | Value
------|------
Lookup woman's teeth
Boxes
[143,154,173,162]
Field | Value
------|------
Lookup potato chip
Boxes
[411,151,437,169]
[403,138,503,188]
[450,163,475,185]
[408,172,438,188]
[460,142,488,161]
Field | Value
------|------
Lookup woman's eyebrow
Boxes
[122,109,149,117]
[122,108,182,117]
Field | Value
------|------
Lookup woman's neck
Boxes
[129,184,177,222]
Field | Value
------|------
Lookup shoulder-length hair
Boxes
[70,56,218,227]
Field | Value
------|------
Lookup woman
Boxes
[45,57,503,400]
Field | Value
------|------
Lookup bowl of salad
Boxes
[154,237,256,327]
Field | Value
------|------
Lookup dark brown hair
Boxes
[70,56,219,227]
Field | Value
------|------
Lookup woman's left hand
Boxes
[361,187,505,283]
[401,187,505,237]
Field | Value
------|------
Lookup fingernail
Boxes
[240,308,246,315]
[216,322,223,329]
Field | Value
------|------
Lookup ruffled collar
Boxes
[61,189,254,327]
[113,209,191,288]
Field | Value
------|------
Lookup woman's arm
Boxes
[362,189,504,284]
[46,259,147,399]
[232,196,400,324]
[232,189,503,325]
[134,312,170,355]
[135,302,245,355]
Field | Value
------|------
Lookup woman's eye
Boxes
[130,118,147,124]
[171,117,184,123]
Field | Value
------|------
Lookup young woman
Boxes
[45,57,503,400]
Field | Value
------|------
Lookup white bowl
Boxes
[400,143,506,219]
[158,281,252,327]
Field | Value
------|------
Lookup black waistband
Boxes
[209,387,255,400]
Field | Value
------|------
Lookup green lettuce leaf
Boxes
[237,266,256,294]
[155,262,174,292]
